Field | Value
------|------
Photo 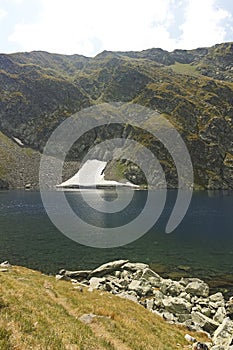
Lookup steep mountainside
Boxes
[0,42,232,189]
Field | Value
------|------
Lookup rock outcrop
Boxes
[57,260,233,350]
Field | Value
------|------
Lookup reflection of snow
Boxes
[57,159,139,188]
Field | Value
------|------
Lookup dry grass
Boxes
[0,266,209,350]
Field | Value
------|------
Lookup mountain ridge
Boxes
[0,42,232,189]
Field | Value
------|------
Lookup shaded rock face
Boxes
[0,43,233,189]
[0,178,9,189]
[57,260,233,350]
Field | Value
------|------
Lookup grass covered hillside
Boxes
[0,266,209,350]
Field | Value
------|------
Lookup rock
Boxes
[61,270,91,279]
[209,293,225,304]
[0,261,11,268]
[226,299,233,318]
[213,307,227,324]
[53,260,233,346]
[79,313,96,324]
[55,274,70,281]
[89,277,106,289]
[0,179,9,190]
[114,270,121,278]
[141,268,161,281]
[212,317,233,347]
[160,279,185,296]
[193,342,209,350]
[177,313,192,323]
[73,286,83,292]
[180,292,192,302]
[191,311,219,334]
[146,298,154,311]
[153,290,164,308]
[185,333,196,343]
[123,262,149,272]
[163,311,176,322]
[128,279,152,297]
[201,307,212,318]
[117,291,138,303]
[88,260,128,278]
[162,296,192,315]
[0,268,8,273]
[185,280,209,297]
[195,297,210,307]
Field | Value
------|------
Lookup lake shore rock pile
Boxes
[56,260,233,350]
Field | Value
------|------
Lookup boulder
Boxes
[141,268,161,281]
[79,313,96,324]
[160,279,185,296]
[153,290,164,308]
[55,274,70,281]
[89,277,106,289]
[146,298,154,311]
[180,292,192,302]
[185,333,196,343]
[209,292,225,304]
[163,311,176,322]
[60,270,91,279]
[162,296,192,315]
[192,342,209,350]
[123,262,149,272]
[212,317,233,347]
[0,261,11,268]
[177,313,192,323]
[213,307,227,324]
[0,268,9,273]
[195,297,210,307]
[88,260,128,278]
[199,307,212,318]
[117,291,138,303]
[128,279,152,297]
[226,299,233,318]
[185,280,209,297]
[191,311,219,334]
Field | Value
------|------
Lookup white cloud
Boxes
[8,0,176,55]
[7,0,233,55]
[0,7,7,21]
[178,0,231,49]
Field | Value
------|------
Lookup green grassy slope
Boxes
[0,266,209,350]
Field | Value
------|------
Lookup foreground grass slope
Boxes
[0,266,209,350]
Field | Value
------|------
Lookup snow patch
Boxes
[57,159,139,188]
[12,137,24,146]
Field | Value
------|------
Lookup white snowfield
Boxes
[57,159,139,188]
[12,137,24,146]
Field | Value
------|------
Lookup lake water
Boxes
[0,189,233,294]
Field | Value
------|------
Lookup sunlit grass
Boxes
[0,266,209,350]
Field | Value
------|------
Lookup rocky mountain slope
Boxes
[0,42,232,189]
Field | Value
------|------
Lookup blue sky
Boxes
[0,0,233,56]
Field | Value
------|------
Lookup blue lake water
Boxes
[0,189,232,293]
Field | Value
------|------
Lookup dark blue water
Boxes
[0,190,232,293]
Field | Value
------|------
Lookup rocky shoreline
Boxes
[55,260,233,350]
